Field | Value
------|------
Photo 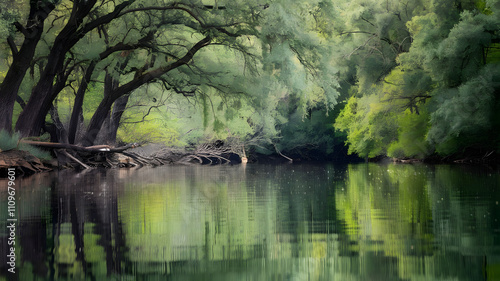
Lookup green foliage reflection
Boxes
[1,164,500,280]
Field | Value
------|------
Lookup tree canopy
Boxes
[1,0,499,160]
[0,0,339,155]
[334,0,500,159]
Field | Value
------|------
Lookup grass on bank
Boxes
[0,130,52,161]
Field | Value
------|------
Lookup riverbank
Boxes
[388,147,500,165]
[0,149,54,177]
[0,142,245,177]
[2,142,498,178]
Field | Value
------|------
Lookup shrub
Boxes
[0,130,19,151]
[0,130,52,161]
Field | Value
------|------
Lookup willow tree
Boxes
[335,0,500,158]
[1,0,341,150]
[0,1,245,139]
[332,0,425,158]
[75,0,268,146]
[405,1,500,154]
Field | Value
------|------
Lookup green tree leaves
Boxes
[427,65,500,154]
[335,0,500,159]
[2,0,499,159]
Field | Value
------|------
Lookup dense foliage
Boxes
[0,0,499,160]
[334,0,500,159]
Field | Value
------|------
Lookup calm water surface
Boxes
[1,163,500,281]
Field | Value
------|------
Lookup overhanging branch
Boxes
[110,36,212,101]
[119,4,204,25]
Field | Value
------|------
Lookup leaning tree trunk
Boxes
[82,36,212,146]
[68,62,97,144]
[99,61,131,145]
[67,42,137,144]
[14,16,87,137]
[85,70,125,146]
[81,93,117,147]
[0,56,32,133]
[106,94,130,144]
[0,1,54,132]
[15,31,78,137]
[15,0,131,137]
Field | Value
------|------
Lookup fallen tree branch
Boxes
[16,140,245,169]
[20,140,138,153]
[273,144,293,163]
[61,150,91,169]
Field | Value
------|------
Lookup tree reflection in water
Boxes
[0,164,499,280]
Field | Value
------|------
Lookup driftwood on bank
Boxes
[19,140,138,153]
[61,150,91,169]
[9,140,245,172]
[151,142,242,165]
[14,140,145,169]
[0,138,247,177]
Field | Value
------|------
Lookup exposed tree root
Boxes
[0,140,246,175]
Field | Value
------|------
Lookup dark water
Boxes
[1,163,500,281]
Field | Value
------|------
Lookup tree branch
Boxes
[360,16,375,27]
[383,79,404,86]
[7,36,18,56]
[118,4,252,38]
[110,36,212,101]
[20,140,138,152]
[13,22,28,37]
[16,95,26,110]
[119,4,204,25]
[339,30,377,36]
[77,0,135,40]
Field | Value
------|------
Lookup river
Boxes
[1,163,499,280]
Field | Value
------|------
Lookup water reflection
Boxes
[0,163,499,280]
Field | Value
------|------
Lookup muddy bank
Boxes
[0,150,54,177]
[0,141,246,177]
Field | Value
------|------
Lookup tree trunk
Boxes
[91,70,122,145]
[67,40,141,144]
[0,58,32,132]
[15,35,75,137]
[81,36,212,146]
[49,104,69,144]
[100,62,129,144]
[107,94,130,144]
[68,62,96,144]
[0,1,54,132]
[82,95,116,147]
[14,0,131,137]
